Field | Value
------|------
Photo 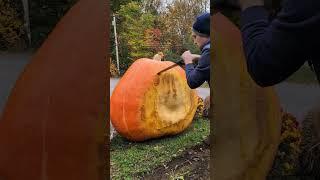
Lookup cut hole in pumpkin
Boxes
[143,71,194,130]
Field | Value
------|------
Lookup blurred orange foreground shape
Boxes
[0,0,108,179]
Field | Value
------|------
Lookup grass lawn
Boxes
[200,82,210,88]
[286,63,318,84]
[110,118,210,179]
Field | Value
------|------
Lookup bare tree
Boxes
[22,0,31,45]
[158,0,209,52]
[142,0,162,13]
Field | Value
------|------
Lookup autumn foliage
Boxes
[0,0,24,51]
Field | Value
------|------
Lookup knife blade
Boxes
[157,59,185,75]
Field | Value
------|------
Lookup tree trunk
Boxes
[22,0,31,45]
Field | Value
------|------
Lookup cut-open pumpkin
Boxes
[110,59,199,141]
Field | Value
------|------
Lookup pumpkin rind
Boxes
[0,0,107,179]
[110,58,198,141]
[212,13,281,180]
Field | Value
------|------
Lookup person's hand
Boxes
[191,54,201,62]
[238,0,264,10]
[181,50,194,65]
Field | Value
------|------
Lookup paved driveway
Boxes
[0,53,32,115]
[275,82,320,122]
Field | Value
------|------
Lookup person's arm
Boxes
[184,50,210,89]
[240,2,311,87]
[239,0,263,10]
[191,54,201,62]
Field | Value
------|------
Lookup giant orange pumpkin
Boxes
[110,58,199,141]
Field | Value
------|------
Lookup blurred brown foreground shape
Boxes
[212,12,282,180]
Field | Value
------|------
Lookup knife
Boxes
[157,59,185,75]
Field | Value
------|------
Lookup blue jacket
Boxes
[240,1,320,87]
[185,41,210,89]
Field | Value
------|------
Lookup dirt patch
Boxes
[138,141,210,179]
